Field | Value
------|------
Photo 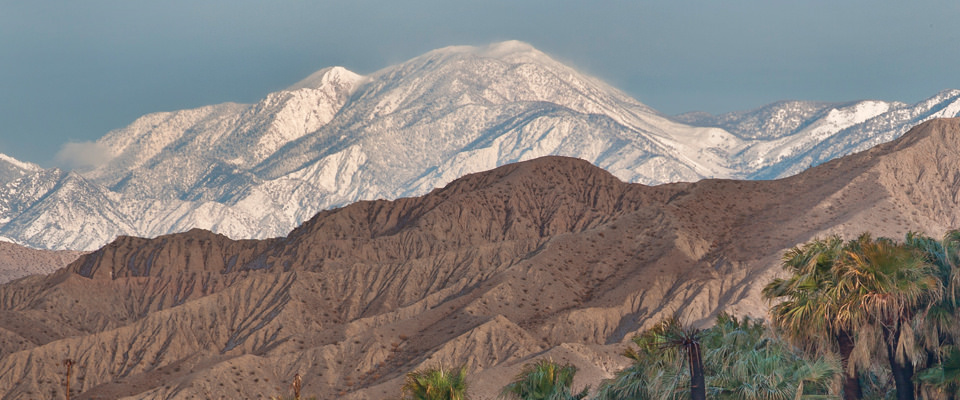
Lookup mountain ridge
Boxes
[1,41,959,250]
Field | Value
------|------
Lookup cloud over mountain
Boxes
[54,140,115,170]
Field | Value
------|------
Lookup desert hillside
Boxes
[1,119,958,399]
[0,241,86,284]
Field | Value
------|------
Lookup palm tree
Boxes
[595,343,686,400]
[839,234,941,400]
[906,230,960,399]
[500,359,588,400]
[63,359,74,400]
[636,317,707,400]
[401,364,470,400]
[907,231,960,346]
[762,235,863,399]
[917,346,960,399]
[918,345,960,399]
[595,313,839,400]
[595,317,702,400]
[766,233,945,399]
[269,373,319,400]
[703,313,839,399]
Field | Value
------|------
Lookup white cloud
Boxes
[54,141,114,170]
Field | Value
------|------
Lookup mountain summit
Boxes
[2,41,959,250]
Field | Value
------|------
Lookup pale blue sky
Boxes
[1,1,958,165]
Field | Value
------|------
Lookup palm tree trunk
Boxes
[688,341,706,400]
[63,359,73,400]
[883,325,915,400]
[836,330,863,399]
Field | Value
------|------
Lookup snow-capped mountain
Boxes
[2,41,959,250]
[0,153,41,186]
[676,89,960,178]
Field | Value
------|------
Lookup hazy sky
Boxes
[2,1,958,166]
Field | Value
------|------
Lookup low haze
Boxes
[1,0,958,166]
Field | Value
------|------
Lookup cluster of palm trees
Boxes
[763,231,960,399]
[401,313,837,399]
[593,313,838,399]
[399,230,960,399]
[400,360,588,400]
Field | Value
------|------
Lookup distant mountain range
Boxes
[2,119,959,399]
[1,40,958,250]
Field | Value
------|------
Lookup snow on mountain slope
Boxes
[251,42,738,194]
[0,168,278,249]
[1,41,958,250]
[83,66,365,196]
[0,153,41,186]
[676,100,847,140]
[731,100,897,171]
[86,103,247,188]
[0,169,136,248]
[676,90,960,179]
[748,89,960,179]
[0,168,63,225]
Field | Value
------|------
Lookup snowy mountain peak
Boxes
[3,42,960,251]
[934,88,960,100]
[353,41,653,126]
[422,41,552,65]
[395,41,597,90]
[474,40,553,63]
[285,66,366,92]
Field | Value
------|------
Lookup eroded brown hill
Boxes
[2,119,959,399]
[0,241,86,285]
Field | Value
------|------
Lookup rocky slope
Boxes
[0,119,958,399]
[2,41,958,251]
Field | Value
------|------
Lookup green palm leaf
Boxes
[402,364,470,400]
[500,359,588,400]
